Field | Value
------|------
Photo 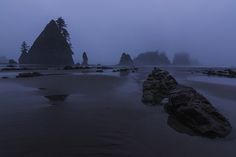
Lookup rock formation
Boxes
[18,20,74,65]
[134,51,170,65]
[119,53,134,66]
[142,68,178,104]
[82,52,88,66]
[203,68,236,78]
[165,86,232,138]
[142,68,232,138]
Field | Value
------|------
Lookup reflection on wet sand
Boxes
[44,95,69,104]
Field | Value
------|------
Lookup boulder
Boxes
[142,68,178,104]
[165,86,232,138]
[19,20,74,65]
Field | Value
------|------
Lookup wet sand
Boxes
[0,68,235,157]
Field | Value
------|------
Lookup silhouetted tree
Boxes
[56,17,71,47]
[19,41,30,64]
[21,41,29,54]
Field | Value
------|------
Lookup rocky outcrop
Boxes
[18,20,74,65]
[134,51,170,65]
[142,68,232,138]
[203,69,236,78]
[165,86,232,138]
[142,68,178,104]
[82,52,88,66]
[119,53,134,66]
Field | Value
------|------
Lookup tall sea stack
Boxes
[19,20,74,65]
[118,53,133,66]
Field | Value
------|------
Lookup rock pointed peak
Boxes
[119,53,133,66]
[18,19,74,65]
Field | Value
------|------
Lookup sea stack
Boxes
[82,52,88,66]
[19,19,74,65]
[119,53,133,66]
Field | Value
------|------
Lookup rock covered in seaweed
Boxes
[142,67,232,138]
[165,86,232,138]
[142,68,178,104]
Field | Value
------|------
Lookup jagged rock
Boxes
[142,68,232,138]
[165,86,232,138]
[203,69,236,78]
[119,53,134,66]
[16,72,43,78]
[19,20,74,65]
[142,68,178,104]
[82,52,88,66]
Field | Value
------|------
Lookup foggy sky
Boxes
[0,0,236,65]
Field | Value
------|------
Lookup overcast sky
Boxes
[0,0,236,65]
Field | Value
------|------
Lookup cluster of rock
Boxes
[203,69,236,78]
[142,68,232,138]
[166,86,232,138]
[118,53,134,66]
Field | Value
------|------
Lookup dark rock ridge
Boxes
[142,68,232,138]
[203,68,236,78]
[119,53,134,66]
[165,86,232,138]
[19,20,74,65]
[134,51,170,65]
[142,68,178,104]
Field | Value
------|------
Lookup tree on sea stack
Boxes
[19,41,30,64]
[56,17,72,50]
[18,18,74,65]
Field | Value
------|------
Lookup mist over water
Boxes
[0,0,236,65]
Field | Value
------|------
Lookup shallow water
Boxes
[0,69,236,157]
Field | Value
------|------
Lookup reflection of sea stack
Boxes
[19,19,74,65]
[119,53,133,66]
[82,52,88,66]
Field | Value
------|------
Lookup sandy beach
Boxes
[0,67,235,157]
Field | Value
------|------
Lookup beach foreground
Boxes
[0,67,235,157]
